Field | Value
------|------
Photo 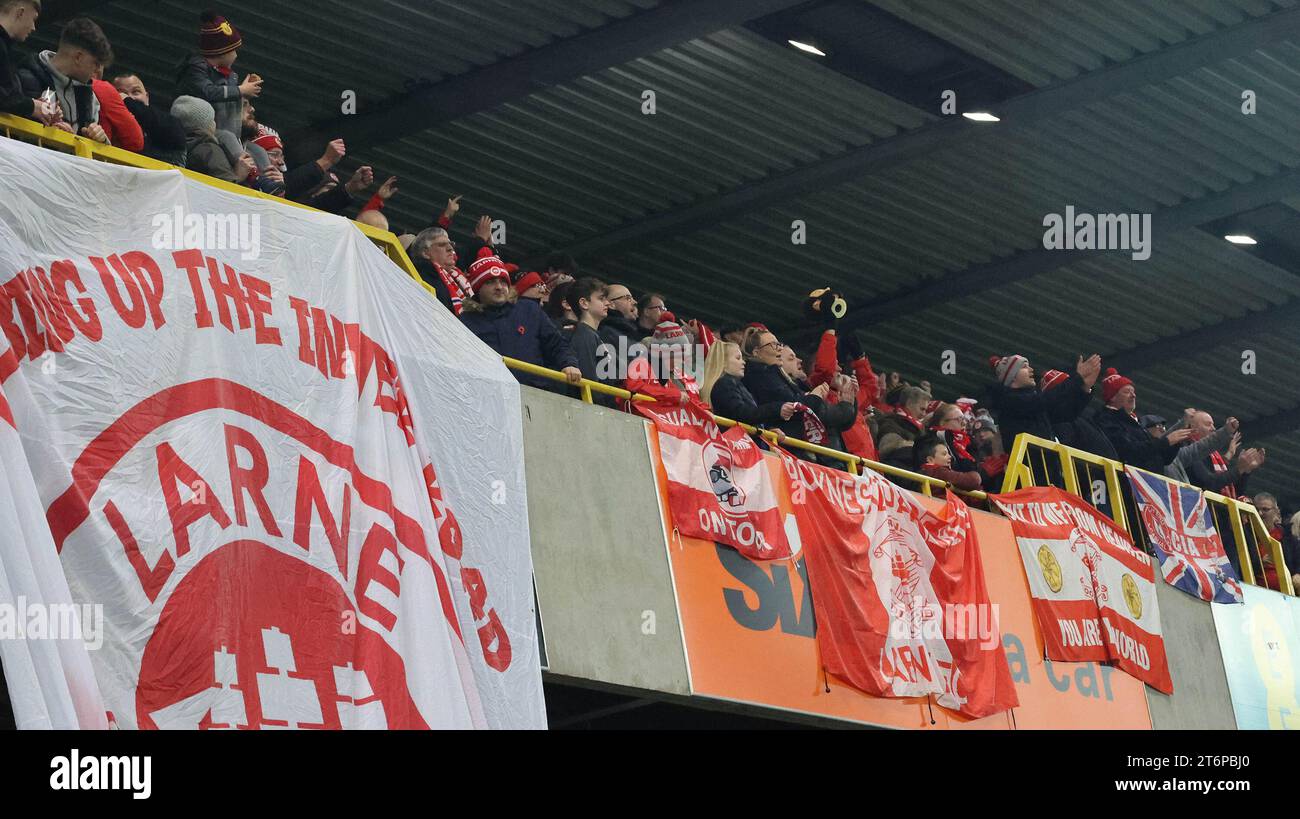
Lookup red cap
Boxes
[252,134,282,154]
[514,271,545,295]
[1101,368,1134,405]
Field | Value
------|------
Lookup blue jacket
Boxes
[459,299,577,391]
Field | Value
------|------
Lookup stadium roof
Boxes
[30,0,1300,502]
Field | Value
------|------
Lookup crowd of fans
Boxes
[1,2,1295,585]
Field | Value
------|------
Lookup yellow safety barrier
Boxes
[501,356,988,501]
[0,113,987,506]
[0,113,422,281]
[1002,433,1292,595]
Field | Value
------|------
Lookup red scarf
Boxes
[215,65,233,78]
[434,263,471,315]
[933,427,974,462]
[1209,451,1238,499]
[895,407,924,432]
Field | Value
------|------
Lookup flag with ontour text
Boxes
[781,451,1019,719]
[639,401,791,560]
[992,487,1173,694]
[0,137,545,729]
[1126,468,1243,604]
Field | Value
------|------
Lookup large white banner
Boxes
[0,137,545,729]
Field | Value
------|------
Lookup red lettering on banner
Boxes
[288,296,314,366]
[423,462,511,671]
[19,267,68,351]
[224,424,282,537]
[461,567,512,672]
[239,273,281,346]
[293,456,352,579]
[356,523,404,632]
[173,249,213,328]
[311,307,347,379]
[104,500,174,602]
[157,441,232,558]
[0,273,45,359]
[207,258,251,333]
[49,260,102,342]
[91,254,146,329]
[118,251,165,329]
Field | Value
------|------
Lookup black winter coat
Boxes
[1094,406,1180,474]
[708,373,784,427]
[123,96,187,165]
[987,372,1090,453]
[459,299,577,391]
[0,26,33,118]
[743,361,842,445]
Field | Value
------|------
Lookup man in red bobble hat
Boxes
[458,247,581,393]
[1037,368,1117,460]
[1092,366,1193,473]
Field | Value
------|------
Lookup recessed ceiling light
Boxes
[788,40,826,56]
[962,112,1000,122]
[1224,234,1258,245]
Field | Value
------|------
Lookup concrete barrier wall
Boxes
[522,389,1242,729]
[1144,560,1237,729]
[521,387,690,695]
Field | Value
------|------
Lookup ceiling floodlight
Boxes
[788,40,826,56]
[1224,235,1258,245]
[962,112,1000,122]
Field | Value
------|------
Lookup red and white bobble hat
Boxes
[989,354,1028,387]
[1040,369,1069,391]
[468,247,511,294]
[649,315,690,349]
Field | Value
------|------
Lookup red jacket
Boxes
[808,331,878,462]
[91,79,144,152]
[623,356,698,409]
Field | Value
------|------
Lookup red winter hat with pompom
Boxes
[468,246,511,293]
[1040,369,1069,391]
[1101,367,1133,405]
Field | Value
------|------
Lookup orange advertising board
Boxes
[652,442,1152,729]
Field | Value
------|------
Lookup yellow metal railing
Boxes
[0,112,424,283]
[502,356,987,501]
[1002,433,1292,595]
[0,113,1021,507]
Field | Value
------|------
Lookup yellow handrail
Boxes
[1003,433,1292,595]
[0,113,977,506]
[501,356,986,502]
[0,113,424,285]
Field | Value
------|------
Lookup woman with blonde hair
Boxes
[701,341,798,426]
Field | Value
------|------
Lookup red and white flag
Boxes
[639,401,791,560]
[0,138,545,729]
[781,452,1019,718]
[992,487,1173,694]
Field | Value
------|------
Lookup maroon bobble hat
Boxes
[1101,367,1133,405]
[199,11,243,57]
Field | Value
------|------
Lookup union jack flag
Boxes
[1126,469,1243,604]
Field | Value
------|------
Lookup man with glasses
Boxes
[409,227,472,316]
[637,293,667,335]
[598,283,641,348]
